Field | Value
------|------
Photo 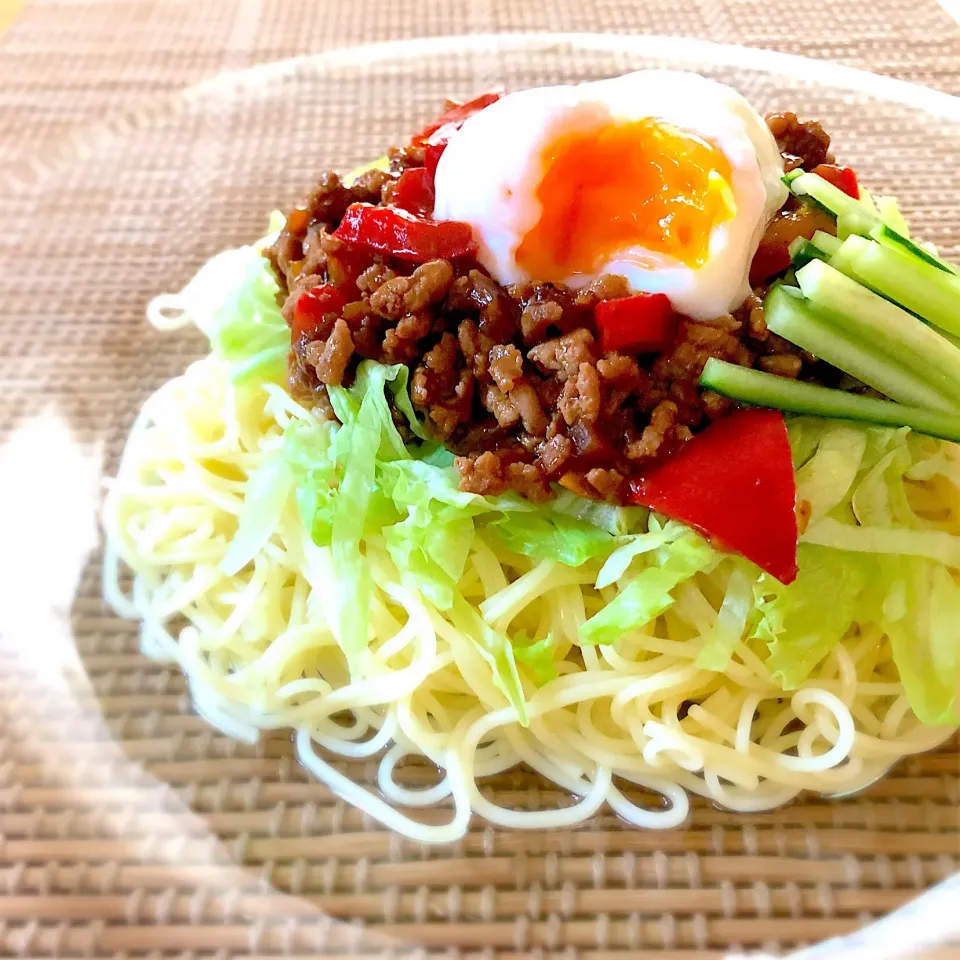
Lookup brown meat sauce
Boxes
[266,113,836,503]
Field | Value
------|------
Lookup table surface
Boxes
[1,3,959,959]
[0,0,959,178]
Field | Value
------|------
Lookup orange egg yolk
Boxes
[514,117,736,280]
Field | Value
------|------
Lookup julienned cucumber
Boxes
[869,224,959,276]
[786,171,960,276]
[763,284,957,412]
[699,360,960,443]
[788,238,829,270]
[812,231,842,257]
[830,234,960,337]
[786,171,875,224]
[793,260,960,408]
[788,231,841,270]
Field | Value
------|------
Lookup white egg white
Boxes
[432,71,787,319]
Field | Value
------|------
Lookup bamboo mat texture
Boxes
[1,1,959,957]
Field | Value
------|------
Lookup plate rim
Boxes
[6,31,960,197]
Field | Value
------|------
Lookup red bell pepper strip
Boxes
[424,142,447,179]
[391,167,436,217]
[594,293,677,354]
[333,203,478,263]
[629,408,799,584]
[412,92,501,146]
[292,284,346,341]
[811,163,860,200]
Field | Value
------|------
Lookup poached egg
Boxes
[432,71,787,319]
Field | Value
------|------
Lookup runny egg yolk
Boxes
[514,117,737,280]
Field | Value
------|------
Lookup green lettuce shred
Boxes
[448,595,529,724]
[754,544,873,688]
[211,242,959,726]
[882,557,959,725]
[488,512,614,567]
[180,231,289,386]
[512,632,559,686]
[579,533,717,645]
[695,561,755,672]
[221,454,294,576]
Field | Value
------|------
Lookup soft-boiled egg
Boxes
[432,71,787,319]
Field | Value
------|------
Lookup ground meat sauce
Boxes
[265,111,836,504]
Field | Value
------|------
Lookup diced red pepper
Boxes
[292,284,346,340]
[748,242,793,287]
[424,142,447,179]
[412,92,501,146]
[333,203,478,263]
[749,204,837,286]
[812,163,859,200]
[629,408,798,584]
[594,293,677,354]
[391,167,436,217]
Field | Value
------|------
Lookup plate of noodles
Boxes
[96,39,960,852]
[4,30,957,958]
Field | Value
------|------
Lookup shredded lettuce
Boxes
[283,421,339,546]
[754,544,873,688]
[882,557,959,725]
[579,533,717,645]
[695,561,755,671]
[851,442,921,529]
[385,363,428,440]
[380,458,512,514]
[802,517,960,567]
[221,454,293,576]
[787,416,827,469]
[595,517,689,589]
[488,512,614,567]
[212,242,960,726]
[512,632,559,686]
[449,595,529,724]
[384,503,474,610]
[794,422,867,521]
[183,235,289,386]
[549,489,646,536]
[329,366,385,660]
[753,546,958,723]
[761,420,960,720]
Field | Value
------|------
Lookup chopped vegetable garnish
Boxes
[788,230,841,269]
[292,284,347,341]
[412,91,502,145]
[811,163,859,199]
[594,292,677,354]
[785,169,873,226]
[869,223,958,276]
[749,204,836,285]
[699,359,960,443]
[794,259,960,407]
[424,142,447,178]
[764,282,960,411]
[333,203,478,262]
[830,233,960,337]
[391,167,436,217]
[629,408,799,584]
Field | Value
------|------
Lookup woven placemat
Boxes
[2,0,960,182]
[1,3,959,958]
